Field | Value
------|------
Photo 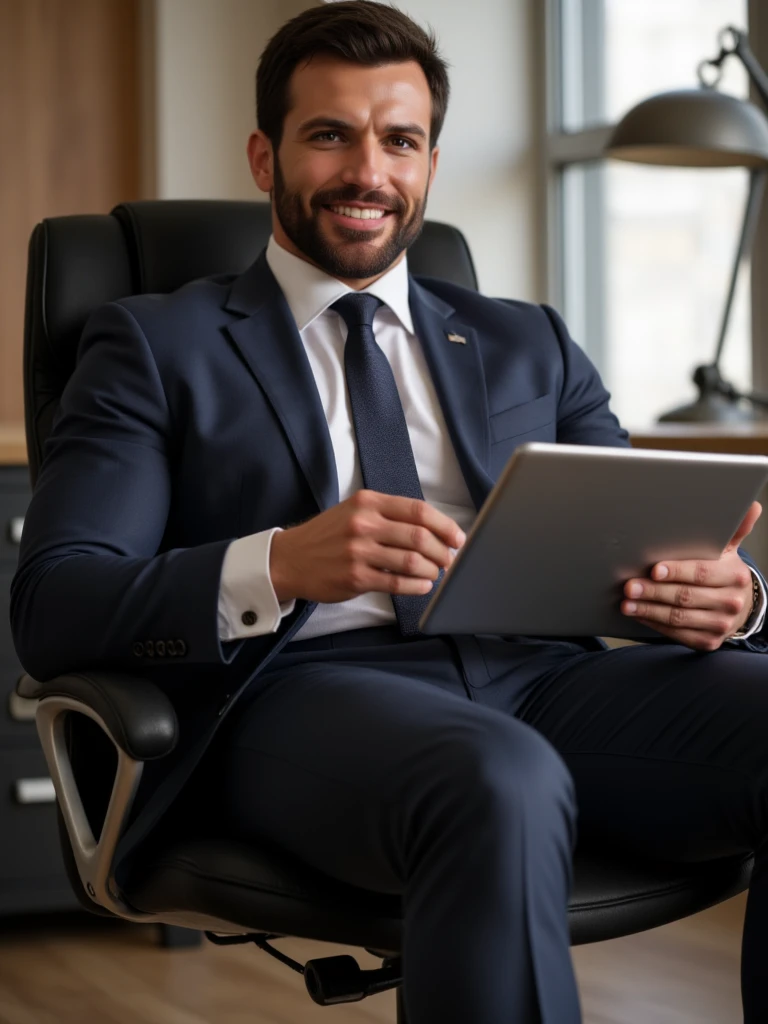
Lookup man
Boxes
[10,3,768,1021]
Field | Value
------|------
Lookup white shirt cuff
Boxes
[734,567,767,640]
[217,528,296,641]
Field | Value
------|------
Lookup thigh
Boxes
[515,643,768,859]
[204,644,544,894]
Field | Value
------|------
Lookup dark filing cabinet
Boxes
[0,462,78,914]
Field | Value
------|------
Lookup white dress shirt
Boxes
[217,237,767,644]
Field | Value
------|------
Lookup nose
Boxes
[339,136,386,192]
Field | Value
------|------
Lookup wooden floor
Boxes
[0,894,746,1023]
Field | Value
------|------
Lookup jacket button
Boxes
[155,640,166,657]
[176,639,187,656]
[167,640,176,656]
[145,640,155,656]
[132,641,144,657]
[241,610,258,627]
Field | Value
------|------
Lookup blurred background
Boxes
[0,1,766,1021]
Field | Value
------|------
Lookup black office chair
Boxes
[15,200,753,1020]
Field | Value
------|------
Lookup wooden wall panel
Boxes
[0,0,140,428]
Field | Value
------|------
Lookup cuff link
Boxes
[241,610,258,627]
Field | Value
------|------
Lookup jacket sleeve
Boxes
[10,301,247,681]
[540,304,631,448]
[726,555,768,653]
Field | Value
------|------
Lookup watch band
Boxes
[729,570,762,640]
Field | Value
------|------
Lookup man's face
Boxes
[248,57,439,286]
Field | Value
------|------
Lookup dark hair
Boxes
[256,1,450,149]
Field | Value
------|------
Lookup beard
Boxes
[272,158,427,280]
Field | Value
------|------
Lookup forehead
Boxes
[286,57,432,129]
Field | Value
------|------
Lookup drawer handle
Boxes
[8,691,37,722]
[8,517,24,545]
[14,778,56,805]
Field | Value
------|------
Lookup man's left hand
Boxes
[621,501,763,652]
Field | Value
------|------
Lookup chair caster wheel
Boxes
[158,924,203,949]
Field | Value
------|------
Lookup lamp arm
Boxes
[734,31,768,112]
[712,168,767,368]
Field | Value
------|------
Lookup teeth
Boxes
[331,205,386,220]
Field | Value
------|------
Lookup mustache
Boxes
[311,187,406,215]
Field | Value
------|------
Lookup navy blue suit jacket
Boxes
[10,253,768,863]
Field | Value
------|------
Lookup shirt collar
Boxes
[265,234,414,334]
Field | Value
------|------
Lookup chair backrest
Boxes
[23,200,478,486]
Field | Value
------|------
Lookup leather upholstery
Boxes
[124,837,753,949]
[18,671,177,761]
[21,199,752,947]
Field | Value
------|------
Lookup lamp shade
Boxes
[605,88,768,168]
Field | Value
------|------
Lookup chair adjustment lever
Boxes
[204,931,402,1005]
[304,954,402,1005]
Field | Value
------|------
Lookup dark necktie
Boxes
[332,292,441,635]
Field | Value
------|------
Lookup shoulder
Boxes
[114,273,237,333]
[411,275,560,337]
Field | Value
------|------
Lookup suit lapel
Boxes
[224,254,339,511]
[409,278,494,510]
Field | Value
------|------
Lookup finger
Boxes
[647,555,751,590]
[633,618,724,653]
[375,492,466,548]
[623,579,746,617]
[621,599,733,636]
[725,501,762,552]
[366,567,437,597]
[376,518,457,570]
[367,541,445,580]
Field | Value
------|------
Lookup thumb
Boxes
[725,501,762,553]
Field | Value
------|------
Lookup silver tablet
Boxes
[419,442,768,639]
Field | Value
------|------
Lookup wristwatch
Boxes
[729,570,762,640]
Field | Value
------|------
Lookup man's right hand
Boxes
[269,490,466,604]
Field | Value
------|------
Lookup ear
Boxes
[247,130,274,193]
[427,145,439,191]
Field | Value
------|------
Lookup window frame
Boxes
[537,0,768,401]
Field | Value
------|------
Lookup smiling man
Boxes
[10,3,768,1023]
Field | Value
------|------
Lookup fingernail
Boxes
[656,564,669,580]
[456,530,466,546]
[627,582,643,598]
[624,601,637,614]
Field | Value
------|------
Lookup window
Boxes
[547,0,757,427]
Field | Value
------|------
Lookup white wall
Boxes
[149,0,314,201]
[147,0,540,300]
[399,0,539,300]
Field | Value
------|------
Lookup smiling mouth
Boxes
[327,204,389,220]
[322,203,398,225]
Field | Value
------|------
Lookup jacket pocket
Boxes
[489,393,555,444]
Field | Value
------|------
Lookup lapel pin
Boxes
[446,332,467,344]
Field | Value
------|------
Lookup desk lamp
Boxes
[605,27,768,422]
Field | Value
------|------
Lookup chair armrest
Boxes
[17,671,178,760]
[16,671,178,921]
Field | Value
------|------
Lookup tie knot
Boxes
[331,293,383,330]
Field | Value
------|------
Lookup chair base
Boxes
[159,924,203,949]
[205,931,403,1007]
[397,986,408,1023]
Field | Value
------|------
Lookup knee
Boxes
[429,714,577,837]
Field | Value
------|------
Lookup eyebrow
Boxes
[298,117,427,140]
